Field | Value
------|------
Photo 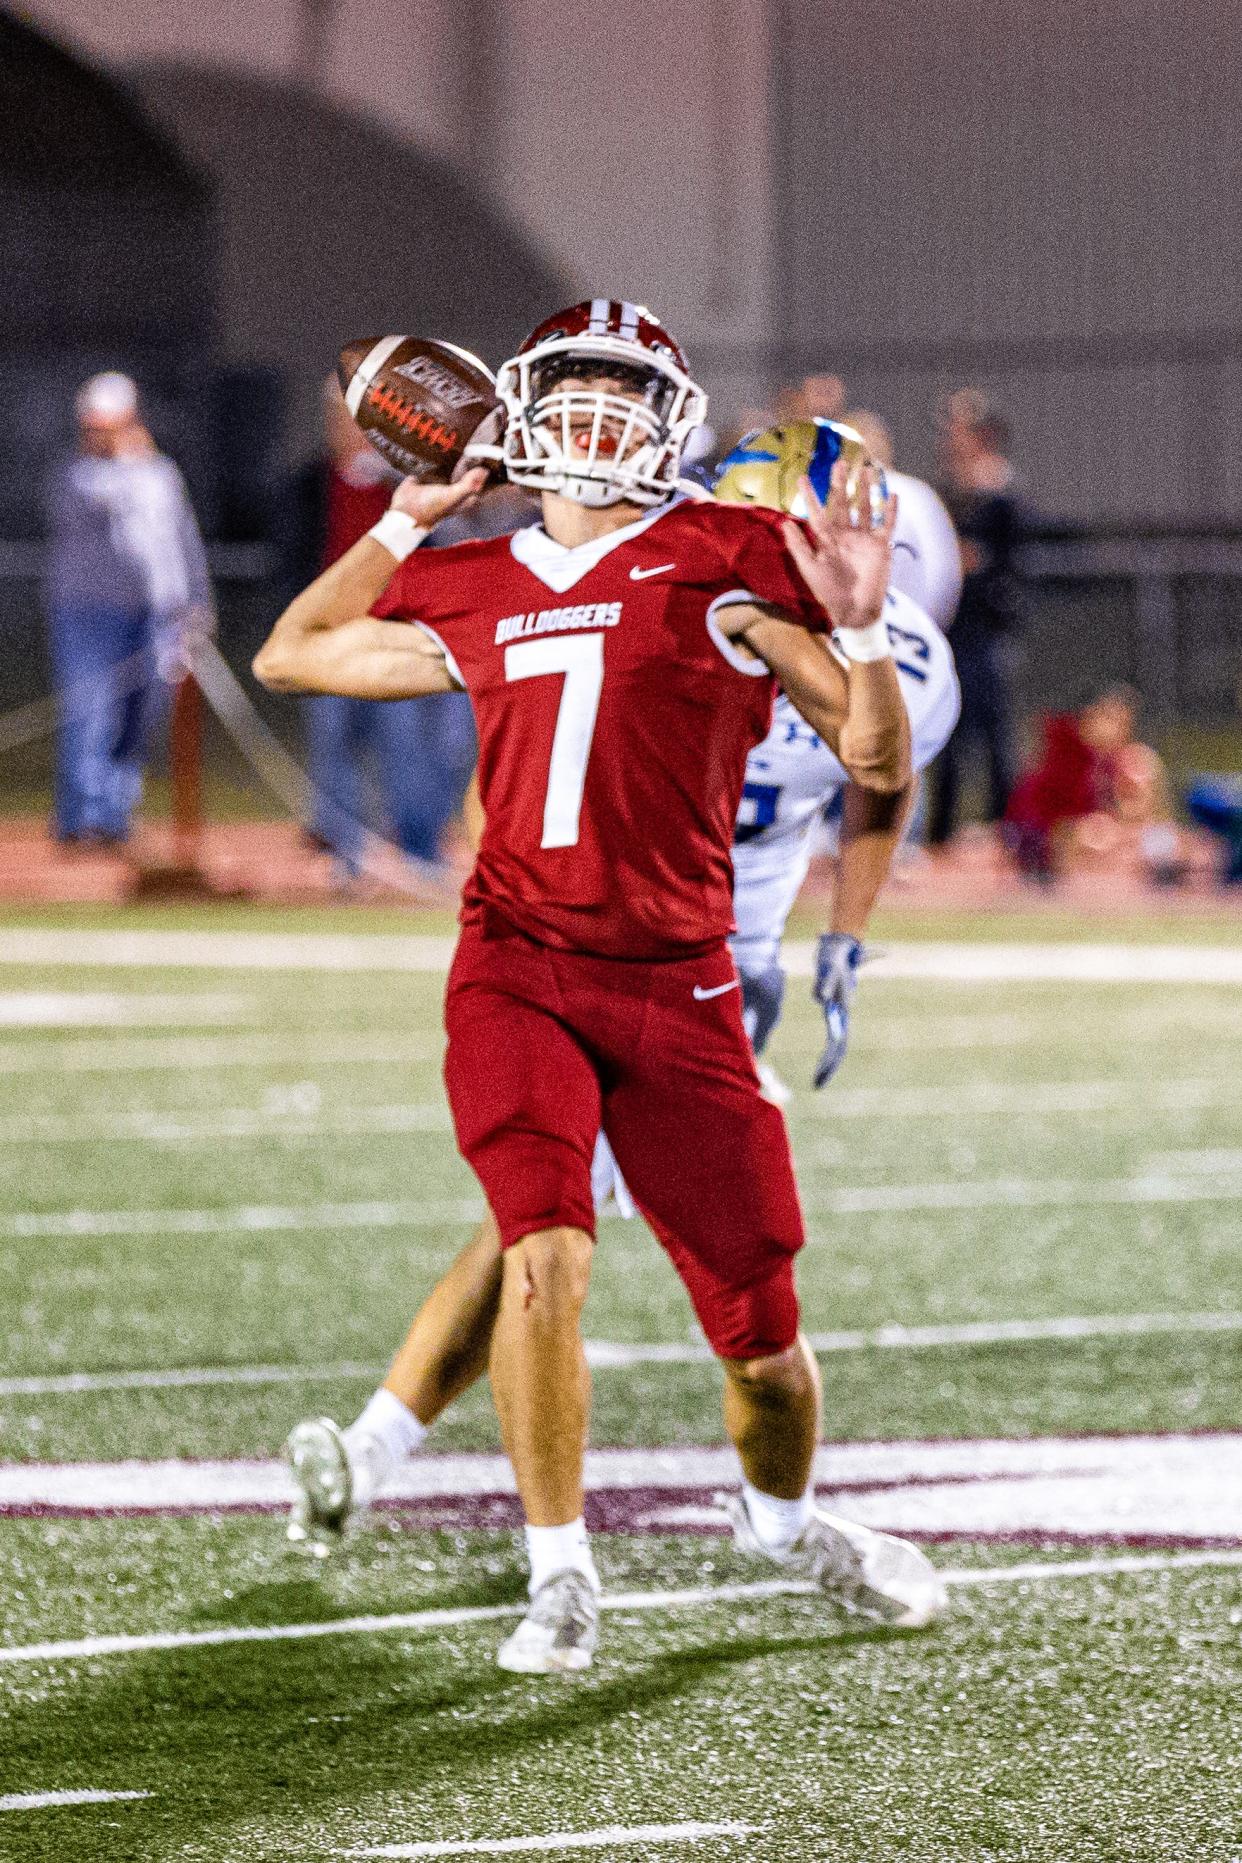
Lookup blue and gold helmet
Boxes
[712,417,887,524]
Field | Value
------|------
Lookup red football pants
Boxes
[443,923,805,1359]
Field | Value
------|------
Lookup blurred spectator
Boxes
[1185,777,1242,883]
[926,389,1025,848]
[279,380,475,870]
[1004,685,1186,885]
[843,408,963,633]
[776,374,847,423]
[45,372,211,845]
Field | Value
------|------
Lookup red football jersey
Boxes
[372,496,829,958]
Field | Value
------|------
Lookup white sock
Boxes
[342,1388,428,1507]
[524,1518,600,1597]
[742,1481,814,1555]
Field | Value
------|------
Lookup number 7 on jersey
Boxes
[504,632,605,849]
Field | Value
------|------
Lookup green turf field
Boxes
[1,904,1240,1861]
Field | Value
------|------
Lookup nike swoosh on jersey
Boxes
[692,979,740,1000]
[629,562,677,581]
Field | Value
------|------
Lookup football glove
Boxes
[739,960,786,1058]
[812,933,863,1088]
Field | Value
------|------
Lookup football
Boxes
[337,335,505,483]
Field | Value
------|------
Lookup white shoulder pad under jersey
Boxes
[735,588,960,855]
[887,470,963,632]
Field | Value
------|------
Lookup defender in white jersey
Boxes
[731,589,958,1013]
[284,420,958,1555]
[885,470,962,630]
[715,421,960,1084]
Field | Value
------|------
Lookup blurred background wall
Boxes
[772,0,1242,530]
[1,0,1239,747]
[12,0,1237,525]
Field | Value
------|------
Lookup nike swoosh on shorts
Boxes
[630,563,677,580]
[693,980,740,1000]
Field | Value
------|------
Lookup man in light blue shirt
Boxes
[45,372,211,843]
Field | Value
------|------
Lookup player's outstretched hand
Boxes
[812,932,862,1088]
[391,466,490,530]
[782,459,897,631]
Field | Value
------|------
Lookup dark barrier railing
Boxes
[0,534,1237,802]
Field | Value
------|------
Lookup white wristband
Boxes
[833,618,892,663]
[367,510,429,562]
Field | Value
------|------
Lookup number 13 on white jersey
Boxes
[504,632,605,849]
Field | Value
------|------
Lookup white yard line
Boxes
[594,1308,1242,1360]
[3,1079,1232,1144]
[7,1164,1242,1243]
[0,1016,1236,1073]
[821,1171,1242,1216]
[0,1103,452,1145]
[0,1198,480,1240]
[0,993,250,1028]
[5,1309,1238,1398]
[2,1550,1239,1668]
[3,928,1242,983]
[806,1077,1237,1118]
[858,1005,1242,1051]
[1145,1148,1242,1174]
[0,1361,381,1397]
[0,1033,440,1075]
[341,1825,756,1860]
[0,1790,151,1812]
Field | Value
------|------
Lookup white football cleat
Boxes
[285,1417,354,1557]
[495,1570,599,1675]
[722,1491,946,1629]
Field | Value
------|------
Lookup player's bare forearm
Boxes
[721,604,846,738]
[254,470,487,699]
[835,657,912,795]
[253,537,450,700]
[729,609,908,792]
[831,778,916,938]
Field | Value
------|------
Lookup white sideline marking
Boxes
[2,1550,1240,1668]
[3,1435,1239,1539]
[851,943,1242,986]
[4,928,1242,984]
[7,1163,1242,1242]
[0,1033,440,1076]
[0,993,249,1028]
[0,1102,451,1146]
[6,1309,1238,1397]
[0,1789,151,1812]
[341,1824,755,1859]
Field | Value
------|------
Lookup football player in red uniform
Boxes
[256,300,944,1671]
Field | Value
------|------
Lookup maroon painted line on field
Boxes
[2,1484,1237,1552]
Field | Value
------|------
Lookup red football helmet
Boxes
[496,298,707,507]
